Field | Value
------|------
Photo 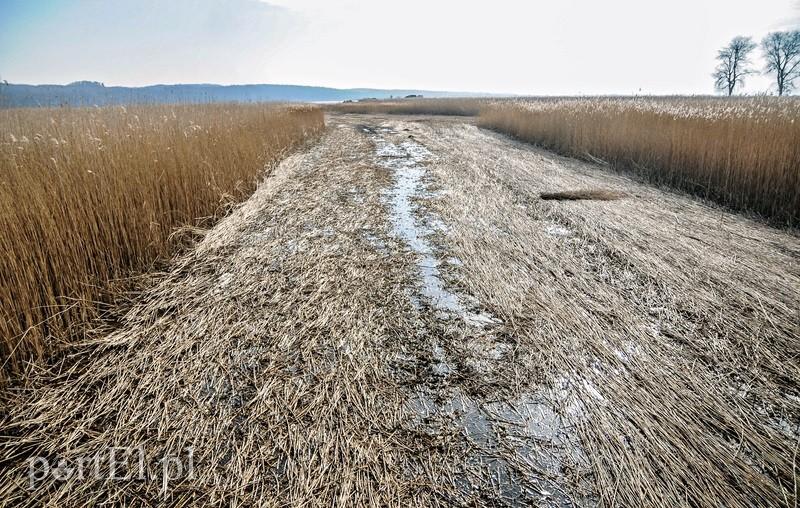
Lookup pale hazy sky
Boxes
[1,0,799,95]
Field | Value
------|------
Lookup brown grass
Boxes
[0,103,324,380]
[0,113,797,507]
[327,98,485,116]
[478,97,800,225]
[420,118,800,507]
[0,123,422,506]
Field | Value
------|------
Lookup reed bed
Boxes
[327,98,486,116]
[1,113,797,507]
[478,97,800,225]
[0,103,324,380]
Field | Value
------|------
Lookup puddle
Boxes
[371,130,499,328]
[408,387,587,507]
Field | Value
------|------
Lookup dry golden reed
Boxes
[479,97,800,225]
[0,103,324,379]
[327,98,485,116]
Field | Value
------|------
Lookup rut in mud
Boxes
[1,114,798,508]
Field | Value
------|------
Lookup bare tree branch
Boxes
[761,30,800,96]
[712,36,757,96]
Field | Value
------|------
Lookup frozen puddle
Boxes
[372,130,499,327]
[408,387,590,507]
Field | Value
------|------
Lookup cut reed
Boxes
[479,97,800,225]
[327,98,485,116]
[539,189,626,201]
[0,103,324,380]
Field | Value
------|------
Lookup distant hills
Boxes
[0,81,488,108]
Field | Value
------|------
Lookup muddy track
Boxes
[1,114,798,507]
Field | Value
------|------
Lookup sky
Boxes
[1,0,799,95]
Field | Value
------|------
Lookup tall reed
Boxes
[327,98,484,116]
[479,97,800,225]
[0,104,324,379]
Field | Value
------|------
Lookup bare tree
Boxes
[713,36,757,96]
[761,30,800,96]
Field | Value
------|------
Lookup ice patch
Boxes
[407,387,589,506]
[373,133,500,328]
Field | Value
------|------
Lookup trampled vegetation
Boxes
[327,98,486,116]
[0,104,324,379]
[479,97,800,225]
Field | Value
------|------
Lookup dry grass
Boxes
[0,114,797,507]
[419,119,800,507]
[327,98,486,116]
[0,123,425,506]
[0,103,324,380]
[0,118,592,507]
[479,97,800,225]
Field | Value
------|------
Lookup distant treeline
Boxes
[0,81,479,108]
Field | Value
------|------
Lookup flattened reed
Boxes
[327,98,485,116]
[0,103,324,380]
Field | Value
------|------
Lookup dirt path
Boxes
[1,114,798,507]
